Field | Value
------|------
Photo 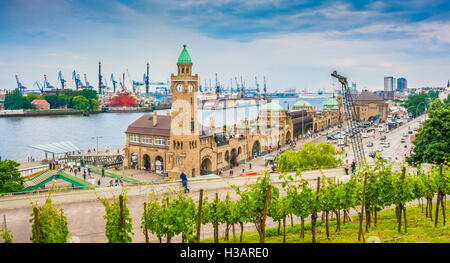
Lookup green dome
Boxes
[293,100,312,108]
[260,102,286,112]
[177,44,192,64]
[323,98,339,110]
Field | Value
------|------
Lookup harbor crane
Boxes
[57,71,67,90]
[215,73,220,97]
[331,70,366,165]
[240,76,245,98]
[110,73,117,93]
[15,75,27,95]
[255,76,260,99]
[235,77,240,95]
[72,70,83,90]
[44,74,55,91]
[144,63,150,95]
[33,81,44,94]
[263,76,267,100]
[84,74,94,90]
[98,62,103,95]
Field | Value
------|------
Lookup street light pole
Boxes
[91,136,103,166]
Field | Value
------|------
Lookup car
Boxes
[369,151,376,158]
[380,135,387,140]
[376,147,383,152]
[383,142,390,148]
[367,142,374,147]
[408,130,413,134]
[400,138,406,143]
[402,133,408,137]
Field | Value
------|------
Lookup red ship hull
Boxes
[109,91,139,107]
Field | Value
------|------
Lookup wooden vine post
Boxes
[214,193,219,243]
[143,202,149,243]
[119,195,124,232]
[358,172,368,242]
[33,207,40,243]
[311,177,320,243]
[195,189,204,243]
[260,183,271,243]
[435,164,444,227]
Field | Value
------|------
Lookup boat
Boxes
[108,89,139,107]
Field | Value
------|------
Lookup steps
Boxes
[22,170,59,189]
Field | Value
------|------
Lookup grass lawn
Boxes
[201,201,449,243]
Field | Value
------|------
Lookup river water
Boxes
[0,97,329,161]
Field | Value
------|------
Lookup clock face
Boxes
[176,84,183,93]
[188,84,194,92]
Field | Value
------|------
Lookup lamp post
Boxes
[91,136,103,165]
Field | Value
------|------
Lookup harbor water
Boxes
[0,97,329,161]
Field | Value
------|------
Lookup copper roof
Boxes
[355,92,386,105]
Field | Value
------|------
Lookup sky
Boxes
[0,0,449,93]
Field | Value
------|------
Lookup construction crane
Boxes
[235,77,240,95]
[215,73,220,97]
[98,62,103,95]
[331,70,366,165]
[44,74,55,91]
[240,76,245,98]
[57,71,67,90]
[84,74,94,90]
[72,70,83,90]
[15,75,27,95]
[110,73,117,93]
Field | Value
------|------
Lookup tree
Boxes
[275,142,343,172]
[90,98,99,111]
[0,160,24,194]
[4,89,25,110]
[72,95,90,110]
[403,93,430,118]
[407,100,449,165]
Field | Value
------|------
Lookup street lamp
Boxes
[91,136,103,165]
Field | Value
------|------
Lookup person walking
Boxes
[83,173,86,181]
[74,168,78,177]
[97,179,101,187]
[115,178,118,187]
[101,167,105,178]
[344,160,350,175]
[180,172,189,193]
[351,159,356,175]
[109,180,113,187]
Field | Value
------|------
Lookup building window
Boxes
[142,136,152,144]
[182,68,184,73]
[167,138,170,146]
[130,135,140,143]
[154,137,165,146]
[186,67,189,74]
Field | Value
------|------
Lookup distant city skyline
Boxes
[1,0,450,93]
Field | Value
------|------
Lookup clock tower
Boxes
[167,45,201,178]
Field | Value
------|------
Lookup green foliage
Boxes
[4,89,27,110]
[407,100,449,165]
[0,225,13,243]
[90,98,99,111]
[0,159,24,194]
[72,95,90,110]
[29,198,69,243]
[403,93,430,118]
[275,142,343,172]
[98,192,134,243]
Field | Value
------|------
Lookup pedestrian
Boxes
[351,159,356,174]
[249,163,252,170]
[180,173,189,193]
[97,179,101,187]
[344,160,349,175]
[78,166,81,173]
[109,180,113,187]
[74,169,78,177]
[115,178,118,186]
[49,161,52,170]
[83,173,86,181]
[230,170,233,177]
[102,167,105,178]
[88,168,91,176]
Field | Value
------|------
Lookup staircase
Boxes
[22,170,59,189]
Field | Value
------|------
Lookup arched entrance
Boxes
[130,153,138,169]
[225,150,230,164]
[200,158,213,175]
[143,154,151,171]
[155,156,164,174]
[230,148,238,166]
[286,131,291,144]
[252,141,261,157]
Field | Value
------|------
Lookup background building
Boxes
[354,92,388,121]
[384,76,395,98]
[397,78,407,91]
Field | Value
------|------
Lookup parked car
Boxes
[376,147,383,152]
[383,142,390,148]
[408,130,413,134]
[400,138,406,143]
[380,135,387,141]
[367,142,374,147]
